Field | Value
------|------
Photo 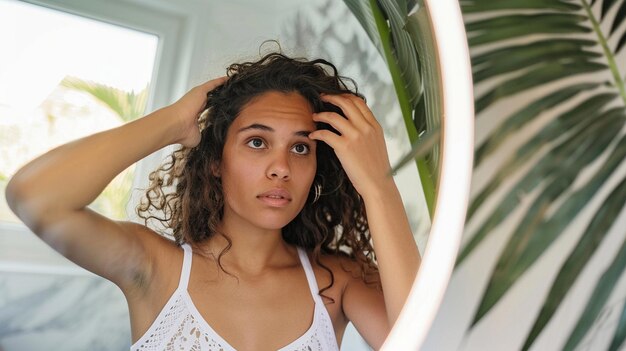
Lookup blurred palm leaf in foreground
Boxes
[457,0,626,350]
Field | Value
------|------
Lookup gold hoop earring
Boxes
[313,183,322,203]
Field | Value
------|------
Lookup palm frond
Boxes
[560,173,626,351]
[460,0,582,13]
[601,0,621,19]
[467,14,591,47]
[473,84,602,167]
[460,0,626,349]
[61,76,148,122]
[460,93,618,264]
[343,0,441,215]
[608,298,626,351]
[475,60,606,113]
[377,0,422,108]
[404,4,444,189]
[470,111,624,326]
[472,39,601,84]
[342,0,386,57]
[468,92,616,220]
[390,126,440,174]
[610,0,626,52]
[522,161,626,350]
[343,0,421,126]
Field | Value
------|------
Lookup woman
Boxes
[6,52,420,350]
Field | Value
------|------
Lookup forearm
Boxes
[362,179,421,326]
[6,107,180,225]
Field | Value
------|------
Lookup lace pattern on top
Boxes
[130,244,340,351]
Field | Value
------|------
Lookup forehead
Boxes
[231,91,315,128]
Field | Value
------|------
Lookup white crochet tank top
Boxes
[130,244,340,351]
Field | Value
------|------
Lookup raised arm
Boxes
[309,94,421,345]
[5,77,226,291]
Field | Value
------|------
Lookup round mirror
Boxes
[0,0,472,349]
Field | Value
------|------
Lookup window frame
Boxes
[0,0,205,276]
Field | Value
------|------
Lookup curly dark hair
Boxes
[137,52,379,296]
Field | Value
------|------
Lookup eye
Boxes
[291,143,310,155]
[246,138,266,149]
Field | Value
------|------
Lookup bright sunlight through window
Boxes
[0,0,158,223]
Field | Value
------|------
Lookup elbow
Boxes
[5,175,26,216]
[5,176,48,233]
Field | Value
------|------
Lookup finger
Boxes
[198,76,228,92]
[313,112,357,137]
[320,94,372,132]
[192,77,228,112]
[344,94,380,127]
[308,129,342,150]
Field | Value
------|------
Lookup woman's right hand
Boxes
[167,76,228,148]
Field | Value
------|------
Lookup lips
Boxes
[257,188,292,207]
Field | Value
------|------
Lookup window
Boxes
[0,0,158,223]
[0,1,191,348]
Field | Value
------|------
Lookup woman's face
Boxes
[219,91,317,231]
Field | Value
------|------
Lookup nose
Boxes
[267,151,290,180]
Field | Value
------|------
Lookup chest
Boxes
[130,245,350,350]
[185,264,343,349]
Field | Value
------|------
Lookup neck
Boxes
[198,216,297,274]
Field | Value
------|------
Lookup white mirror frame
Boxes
[381,0,474,349]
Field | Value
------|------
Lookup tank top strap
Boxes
[297,247,323,304]
[178,243,193,291]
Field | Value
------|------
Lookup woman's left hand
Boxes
[308,94,394,198]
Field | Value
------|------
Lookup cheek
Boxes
[220,159,259,196]
[295,159,317,195]
[219,151,239,203]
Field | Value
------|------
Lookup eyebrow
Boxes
[237,123,312,137]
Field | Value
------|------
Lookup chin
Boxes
[258,218,296,231]
[252,211,301,231]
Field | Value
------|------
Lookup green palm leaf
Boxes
[461,0,581,13]
[343,0,441,215]
[467,14,591,47]
[461,96,620,263]
[560,174,626,351]
[475,60,606,113]
[390,126,440,174]
[468,92,616,219]
[472,39,601,84]
[473,84,603,167]
[459,0,626,350]
[377,0,422,108]
[610,0,626,52]
[523,154,626,350]
[599,0,620,19]
[470,111,624,326]
[404,4,443,184]
[61,76,148,122]
[609,296,626,351]
[343,0,422,132]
